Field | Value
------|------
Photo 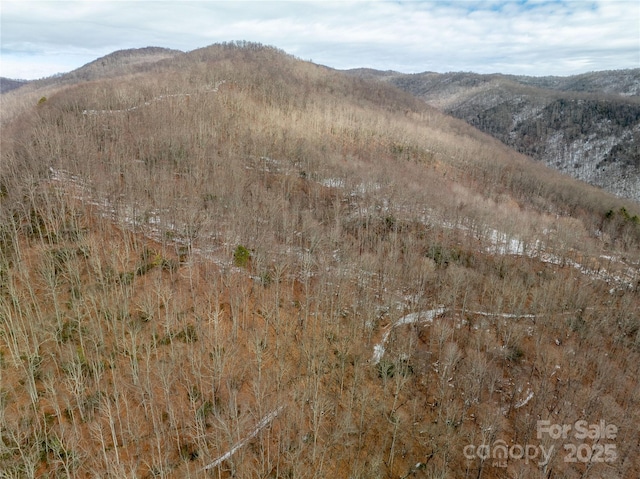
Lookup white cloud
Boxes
[1,0,638,79]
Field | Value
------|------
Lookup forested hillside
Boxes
[1,43,639,478]
[349,69,640,202]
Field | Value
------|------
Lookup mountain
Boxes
[347,69,640,203]
[1,43,639,478]
[61,46,184,82]
[1,47,183,94]
[510,70,640,96]
[0,77,28,93]
[1,47,185,126]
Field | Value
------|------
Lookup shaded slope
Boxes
[348,69,640,202]
[0,77,28,93]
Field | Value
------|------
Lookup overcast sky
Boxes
[1,0,639,80]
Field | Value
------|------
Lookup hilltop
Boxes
[347,68,640,202]
[59,46,185,82]
[1,42,639,478]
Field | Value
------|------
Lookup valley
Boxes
[348,68,640,203]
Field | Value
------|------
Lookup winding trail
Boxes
[82,81,226,115]
[371,306,585,365]
[372,308,446,364]
[202,406,285,471]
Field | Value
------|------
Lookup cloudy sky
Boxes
[1,0,638,80]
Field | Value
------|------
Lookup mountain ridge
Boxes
[0,77,28,93]
[0,46,184,92]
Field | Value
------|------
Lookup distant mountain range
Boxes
[347,68,640,202]
[0,77,28,93]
